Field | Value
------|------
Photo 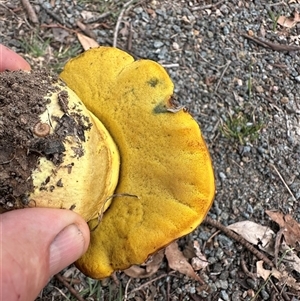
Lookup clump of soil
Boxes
[0,70,90,210]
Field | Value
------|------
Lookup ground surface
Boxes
[1,0,300,300]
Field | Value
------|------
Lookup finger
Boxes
[0,208,90,301]
[0,44,31,72]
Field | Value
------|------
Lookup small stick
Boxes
[20,0,38,24]
[126,22,133,51]
[161,63,180,68]
[0,154,15,165]
[127,272,176,295]
[113,0,135,47]
[123,277,132,301]
[41,23,77,34]
[242,33,300,52]
[240,253,257,280]
[214,60,231,93]
[197,53,228,69]
[270,163,297,202]
[54,273,86,301]
[204,216,275,267]
[40,3,71,27]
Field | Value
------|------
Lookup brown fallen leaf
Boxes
[191,241,208,271]
[124,250,164,278]
[256,260,300,291]
[227,220,275,254]
[277,11,300,28]
[77,33,99,50]
[165,241,204,283]
[266,210,300,247]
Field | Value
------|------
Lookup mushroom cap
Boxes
[60,47,215,278]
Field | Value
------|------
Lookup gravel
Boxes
[1,0,300,300]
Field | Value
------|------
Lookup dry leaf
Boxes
[191,241,208,271]
[77,33,99,50]
[124,250,164,278]
[228,217,300,275]
[165,241,203,283]
[256,260,300,291]
[266,210,300,247]
[227,220,275,253]
[277,12,300,28]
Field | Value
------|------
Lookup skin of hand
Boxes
[0,44,91,301]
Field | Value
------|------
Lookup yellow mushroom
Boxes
[60,47,215,279]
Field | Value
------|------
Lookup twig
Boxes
[270,163,297,202]
[20,0,38,24]
[166,277,170,301]
[54,273,86,301]
[123,277,132,301]
[126,22,133,51]
[214,60,231,93]
[204,216,275,267]
[197,53,228,69]
[240,252,257,280]
[242,33,300,52]
[41,24,77,34]
[52,286,71,300]
[113,0,135,47]
[40,3,72,27]
[191,0,226,11]
[127,272,175,296]
[161,63,180,68]
[0,154,15,165]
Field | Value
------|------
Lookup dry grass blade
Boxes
[165,241,205,284]
[270,164,296,202]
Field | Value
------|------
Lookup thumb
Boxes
[0,44,31,71]
[0,208,90,301]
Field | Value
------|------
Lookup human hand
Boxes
[0,44,31,71]
[0,44,90,301]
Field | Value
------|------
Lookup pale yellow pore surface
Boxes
[60,47,215,278]
[29,84,120,221]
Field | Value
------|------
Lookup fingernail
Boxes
[49,224,86,276]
